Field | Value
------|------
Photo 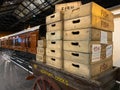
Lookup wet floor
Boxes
[0,51,34,90]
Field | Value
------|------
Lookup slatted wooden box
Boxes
[64,2,113,21]
[46,48,62,58]
[64,41,112,53]
[36,54,46,63]
[55,1,82,13]
[46,12,63,24]
[64,28,112,41]
[46,56,62,69]
[64,50,112,64]
[46,31,62,40]
[64,15,114,32]
[47,21,63,31]
[47,40,62,49]
[64,58,113,78]
[38,39,46,48]
[37,47,45,55]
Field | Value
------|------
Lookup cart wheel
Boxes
[33,76,61,90]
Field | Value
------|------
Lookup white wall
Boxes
[113,18,120,67]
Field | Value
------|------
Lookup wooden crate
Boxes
[46,48,62,58]
[37,47,45,55]
[64,28,112,42]
[46,56,62,69]
[55,1,82,13]
[46,31,62,40]
[64,50,112,64]
[36,54,46,63]
[46,12,63,24]
[64,58,113,78]
[64,15,114,32]
[64,41,112,53]
[47,21,63,31]
[38,39,46,48]
[47,40,62,49]
[64,2,113,21]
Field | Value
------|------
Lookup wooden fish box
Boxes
[46,48,62,58]
[64,2,113,21]
[37,47,45,55]
[46,12,63,24]
[64,28,112,42]
[38,39,46,48]
[55,1,82,13]
[47,21,63,31]
[46,56,62,69]
[36,54,46,63]
[64,58,113,78]
[64,50,112,64]
[64,41,112,53]
[46,31,62,40]
[64,15,114,32]
[47,40,62,49]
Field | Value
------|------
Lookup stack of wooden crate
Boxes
[46,12,63,69]
[63,2,114,78]
[36,38,46,63]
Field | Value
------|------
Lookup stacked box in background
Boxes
[36,38,46,63]
[63,2,114,78]
[46,12,63,69]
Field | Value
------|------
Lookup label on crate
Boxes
[106,45,112,58]
[92,44,101,62]
[100,31,107,44]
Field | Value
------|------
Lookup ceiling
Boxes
[0,0,120,33]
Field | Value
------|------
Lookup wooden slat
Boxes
[64,28,112,41]
[47,21,63,31]
[37,47,45,55]
[36,54,46,63]
[46,56,62,69]
[46,12,63,24]
[64,41,112,53]
[47,40,62,49]
[64,58,113,78]
[46,30,62,40]
[55,1,82,13]
[46,48,62,58]
[64,15,114,32]
[64,2,113,21]
[37,39,46,48]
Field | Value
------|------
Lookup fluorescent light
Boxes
[112,8,120,15]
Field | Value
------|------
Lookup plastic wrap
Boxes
[0,51,34,90]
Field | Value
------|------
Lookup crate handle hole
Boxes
[72,63,79,68]
[51,15,55,18]
[51,50,55,52]
[71,42,79,46]
[51,58,56,61]
[51,24,56,27]
[51,41,56,44]
[51,32,55,35]
[72,53,79,56]
[72,31,80,34]
[72,19,80,23]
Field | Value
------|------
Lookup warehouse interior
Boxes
[0,0,120,90]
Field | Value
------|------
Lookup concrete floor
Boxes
[0,51,35,90]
